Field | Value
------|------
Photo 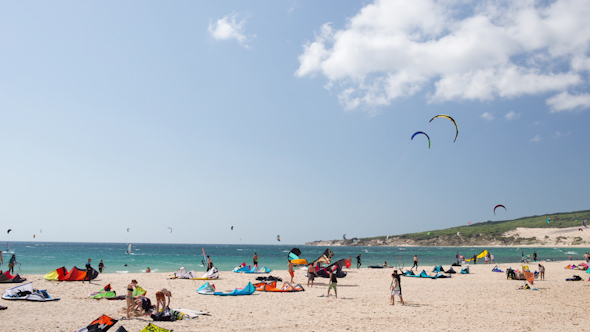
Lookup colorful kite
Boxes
[411,131,431,148]
[429,114,458,142]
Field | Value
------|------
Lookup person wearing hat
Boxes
[146,267,151,273]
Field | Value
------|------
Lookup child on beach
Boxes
[307,264,316,287]
[390,270,404,305]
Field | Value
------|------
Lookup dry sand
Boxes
[1,260,589,331]
[503,227,590,246]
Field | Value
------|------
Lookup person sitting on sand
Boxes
[390,270,404,306]
[146,267,151,273]
[307,263,316,287]
[327,269,337,298]
[383,261,387,267]
[126,280,138,319]
[155,288,172,313]
[288,261,294,283]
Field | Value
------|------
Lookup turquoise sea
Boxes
[1,242,588,275]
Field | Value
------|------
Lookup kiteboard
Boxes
[174,308,211,317]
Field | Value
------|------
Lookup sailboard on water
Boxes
[126,244,132,254]
[201,248,207,268]
[4,242,14,254]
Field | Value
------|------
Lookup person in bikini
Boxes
[155,288,172,313]
[390,270,404,305]
[126,280,138,319]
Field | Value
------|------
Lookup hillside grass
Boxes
[364,209,590,242]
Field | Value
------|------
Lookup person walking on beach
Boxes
[0,250,3,267]
[155,288,172,313]
[84,258,92,283]
[533,251,538,262]
[472,254,477,264]
[8,254,16,273]
[456,251,460,264]
[207,255,214,270]
[126,279,138,319]
[327,269,337,298]
[98,260,105,273]
[357,254,362,269]
[538,264,545,281]
[288,261,295,283]
[390,270,404,305]
[307,263,316,287]
[253,253,258,267]
[412,255,418,271]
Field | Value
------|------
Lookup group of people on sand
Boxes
[125,279,172,319]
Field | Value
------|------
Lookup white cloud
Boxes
[208,13,253,48]
[546,91,590,112]
[551,131,570,138]
[505,111,521,121]
[530,135,542,142]
[296,0,590,111]
[481,112,494,121]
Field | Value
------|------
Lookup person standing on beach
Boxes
[538,264,545,280]
[84,258,92,283]
[412,255,418,271]
[456,251,460,264]
[357,254,362,269]
[490,253,495,264]
[0,250,3,267]
[155,288,172,313]
[207,255,214,270]
[126,280,138,319]
[472,254,477,264]
[390,270,404,305]
[569,254,573,261]
[533,251,538,262]
[253,253,258,267]
[8,254,16,273]
[327,269,337,298]
[307,263,316,287]
[288,261,295,283]
[98,260,105,273]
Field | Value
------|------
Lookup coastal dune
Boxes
[1,260,588,331]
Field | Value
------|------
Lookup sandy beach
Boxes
[2,259,589,331]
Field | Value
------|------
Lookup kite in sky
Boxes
[494,205,507,215]
[167,227,173,233]
[343,234,346,240]
[429,114,458,142]
[231,226,234,230]
[127,228,130,232]
[411,131,431,148]
[7,229,11,234]
[276,235,280,241]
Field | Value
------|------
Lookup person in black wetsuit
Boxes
[98,260,105,273]
[207,256,214,270]
[84,258,92,283]
[533,251,538,262]
[356,254,362,269]
[412,255,419,271]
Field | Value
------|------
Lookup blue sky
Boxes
[1,0,589,244]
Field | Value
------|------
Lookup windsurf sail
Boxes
[127,244,132,254]
[202,248,207,268]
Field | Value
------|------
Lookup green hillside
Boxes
[364,209,590,243]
